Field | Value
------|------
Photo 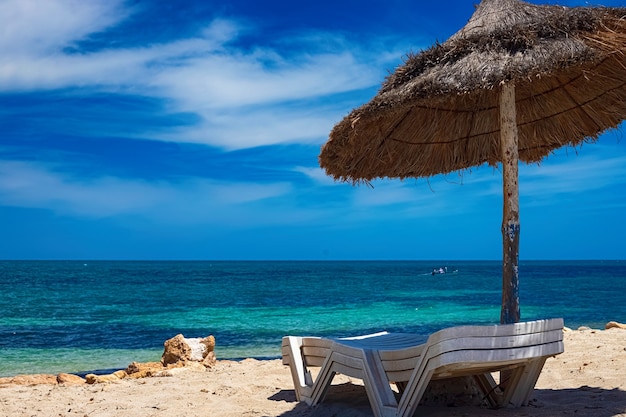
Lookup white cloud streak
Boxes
[0,0,127,55]
[520,153,626,200]
[0,160,291,222]
[293,166,337,185]
[0,0,400,149]
[307,149,626,217]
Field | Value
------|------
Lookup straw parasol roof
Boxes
[319,0,626,324]
[320,0,626,182]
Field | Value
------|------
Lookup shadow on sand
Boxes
[270,383,626,417]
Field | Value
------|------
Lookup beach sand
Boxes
[1,328,625,417]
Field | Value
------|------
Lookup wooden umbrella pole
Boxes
[499,82,521,325]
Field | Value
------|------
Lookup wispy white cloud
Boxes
[0,0,128,55]
[162,104,343,149]
[0,0,403,150]
[0,160,291,222]
[315,148,626,218]
[157,45,380,110]
[287,142,626,224]
[520,152,626,200]
[351,182,422,207]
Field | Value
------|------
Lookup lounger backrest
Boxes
[282,336,332,367]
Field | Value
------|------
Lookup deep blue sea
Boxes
[0,260,624,377]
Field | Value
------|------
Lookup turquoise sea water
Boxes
[0,260,624,377]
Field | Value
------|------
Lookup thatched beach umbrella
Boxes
[319,0,626,324]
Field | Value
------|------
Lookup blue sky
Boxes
[1,0,625,260]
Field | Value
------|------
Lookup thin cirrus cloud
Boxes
[162,105,342,149]
[519,152,626,199]
[0,0,395,150]
[320,146,626,216]
[0,160,292,221]
[0,0,128,55]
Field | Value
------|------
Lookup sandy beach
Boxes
[1,327,625,417]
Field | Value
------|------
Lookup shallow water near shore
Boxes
[1,260,624,377]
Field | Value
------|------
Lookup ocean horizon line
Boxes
[1,258,625,262]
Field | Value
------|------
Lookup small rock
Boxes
[605,321,626,330]
[202,351,217,368]
[57,373,85,385]
[125,361,165,378]
[8,374,58,385]
[156,362,206,377]
[162,334,192,365]
[85,370,127,384]
[161,334,217,367]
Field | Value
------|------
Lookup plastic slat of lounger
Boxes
[324,350,367,379]
[379,346,425,384]
[281,339,291,365]
[334,333,427,384]
[423,332,563,362]
[426,341,563,378]
[283,337,332,366]
[380,356,423,384]
[429,319,564,341]
[335,332,427,350]
[421,320,562,352]
[301,344,332,367]
[429,340,563,363]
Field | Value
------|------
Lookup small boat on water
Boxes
[431,267,458,275]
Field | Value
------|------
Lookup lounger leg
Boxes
[397,362,436,417]
[307,352,338,406]
[474,373,505,408]
[361,350,399,417]
[284,336,314,402]
[507,358,548,406]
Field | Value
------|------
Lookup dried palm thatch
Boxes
[320,0,626,182]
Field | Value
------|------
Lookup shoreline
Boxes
[2,321,621,380]
[1,326,625,417]
[2,322,624,381]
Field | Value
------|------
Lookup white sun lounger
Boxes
[282,318,564,417]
